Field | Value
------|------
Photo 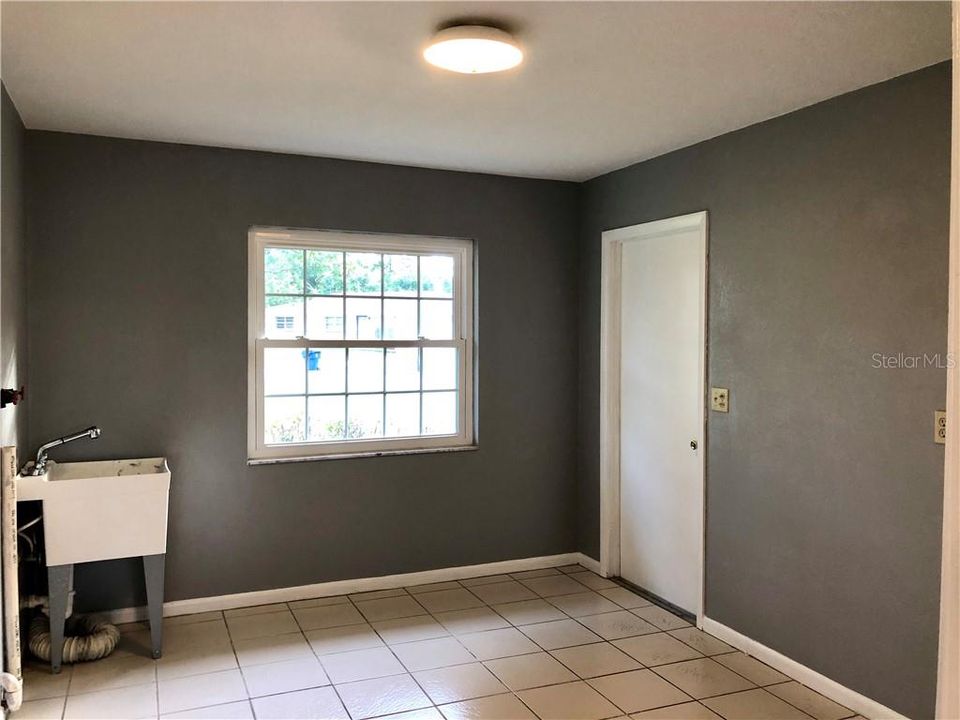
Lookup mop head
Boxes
[28,614,120,664]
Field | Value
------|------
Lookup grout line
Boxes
[765,678,857,719]
[380,587,762,717]
[59,664,73,720]
[610,575,695,624]
[159,697,257,718]
[322,607,709,715]
[296,599,341,709]
[759,682,848,720]
[326,679,351,719]
[53,566,838,720]
[219,607,252,717]
[344,591,441,716]
[510,688,543,719]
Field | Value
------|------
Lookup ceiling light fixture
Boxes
[423,25,523,74]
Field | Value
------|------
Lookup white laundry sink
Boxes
[17,458,170,566]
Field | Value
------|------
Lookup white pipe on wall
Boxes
[1,447,22,713]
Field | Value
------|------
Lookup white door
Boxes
[618,217,705,614]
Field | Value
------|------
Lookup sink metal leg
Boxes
[142,554,165,659]
[47,564,73,674]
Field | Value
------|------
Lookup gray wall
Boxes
[1,84,27,457]
[1,82,28,683]
[16,62,950,718]
[578,62,949,719]
[25,132,581,611]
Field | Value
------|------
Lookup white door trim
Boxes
[936,6,960,717]
[599,210,708,624]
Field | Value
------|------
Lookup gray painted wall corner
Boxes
[24,133,582,612]
[7,58,951,720]
[1,84,28,458]
[576,62,950,718]
[578,64,950,717]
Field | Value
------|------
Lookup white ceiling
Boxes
[1,1,950,181]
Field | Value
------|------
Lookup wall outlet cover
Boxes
[711,387,729,413]
[935,410,946,445]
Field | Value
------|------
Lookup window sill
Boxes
[247,444,479,466]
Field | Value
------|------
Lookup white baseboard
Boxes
[576,552,602,575]
[701,617,908,720]
[99,552,595,625]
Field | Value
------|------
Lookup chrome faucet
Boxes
[22,426,102,476]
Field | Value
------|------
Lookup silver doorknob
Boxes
[690,440,698,450]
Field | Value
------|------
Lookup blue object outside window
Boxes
[302,349,321,371]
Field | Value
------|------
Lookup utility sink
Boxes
[17,458,170,566]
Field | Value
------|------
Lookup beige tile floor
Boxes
[12,565,864,720]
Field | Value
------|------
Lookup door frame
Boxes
[936,5,959,716]
[599,210,708,624]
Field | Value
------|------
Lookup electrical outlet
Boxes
[935,410,947,445]
[711,387,729,413]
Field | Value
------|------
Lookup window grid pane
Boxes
[348,393,383,438]
[306,251,344,296]
[263,393,458,443]
[308,395,345,441]
[386,393,420,437]
[345,252,382,295]
[265,248,460,343]
[264,396,306,445]
[265,248,304,294]
[259,241,467,452]
[384,255,418,297]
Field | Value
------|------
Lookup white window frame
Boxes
[247,227,475,463]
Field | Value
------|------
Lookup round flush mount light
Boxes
[423,25,523,74]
